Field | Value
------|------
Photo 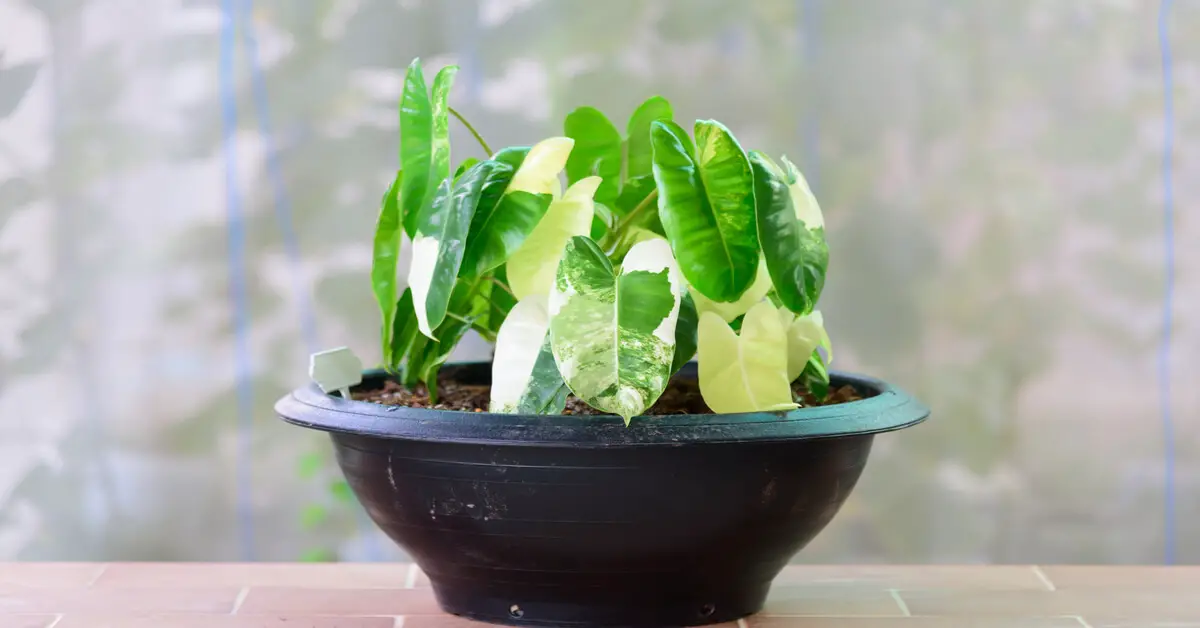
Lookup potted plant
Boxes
[276,58,929,627]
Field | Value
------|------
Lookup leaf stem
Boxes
[610,188,659,240]
[444,311,473,326]
[449,107,493,156]
[488,275,517,299]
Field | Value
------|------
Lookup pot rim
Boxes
[275,361,929,447]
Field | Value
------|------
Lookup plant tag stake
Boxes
[310,347,363,399]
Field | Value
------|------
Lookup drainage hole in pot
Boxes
[509,604,524,619]
[699,603,716,618]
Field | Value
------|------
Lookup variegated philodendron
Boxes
[548,236,683,424]
[372,60,837,419]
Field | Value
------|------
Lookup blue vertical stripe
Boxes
[219,0,256,561]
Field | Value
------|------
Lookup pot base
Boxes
[432,576,770,627]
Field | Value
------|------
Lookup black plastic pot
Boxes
[276,362,928,627]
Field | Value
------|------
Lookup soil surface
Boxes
[354,378,863,414]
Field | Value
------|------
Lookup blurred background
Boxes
[0,0,1196,564]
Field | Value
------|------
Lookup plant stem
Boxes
[488,275,517,299]
[445,311,473,326]
[610,189,659,240]
[449,107,493,156]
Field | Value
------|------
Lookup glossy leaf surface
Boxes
[490,296,569,414]
[549,237,683,424]
[698,301,796,414]
[460,137,572,277]
[651,119,759,302]
[752,152,828,315]
[399,60,457,238]
[408,161,499,338]
[372,169,404,365]
[671,291,699,374]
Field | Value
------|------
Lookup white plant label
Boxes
[309,347,363,398]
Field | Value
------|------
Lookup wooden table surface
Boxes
[0,563,1195,627]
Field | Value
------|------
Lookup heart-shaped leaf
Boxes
[751,152,828,315]
[626,96,673,182]
[651,119,759,302]
[698,301,796,414]
[372,169,404,366]
[490,296,569,414]
[780,309,832,382]
[549,236,683,424]
[507,176,601,301]
[564,107,621,208]
[399,60,457,238]
[408,160,503,338]
[460,137,573,278]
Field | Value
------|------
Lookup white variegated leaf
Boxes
[698,301,796,413]
[549,236,683,424]
[489,296,568,414]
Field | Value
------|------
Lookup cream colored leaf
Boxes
[698,301,796,414]
[507,136,574,196]
[781,309,832,381]
[507,176,601,300]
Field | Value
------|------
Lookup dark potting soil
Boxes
[354,378,863,414]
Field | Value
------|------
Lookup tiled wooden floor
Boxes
[0,563,1196,627]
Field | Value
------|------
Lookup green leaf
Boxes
[549,236,683,424]
[564,106,621,207]
[651,119,759,302]
[372,169,404,366]
[414,278,491,394]
[399,60,457,238]
[490,296,569,414]
[453,157,480,179]
[408,161,501,338]
[780,309,832,382]
[300,504,328,530]
[297,452,323,479]
[626,96,673,182]
[507,177,601,300]
[698,301,796,414]
[389,289,419,371]
[491,146,530,170]
[613,174,664,235]
[481,266,518,338]
[799,350,831,401]
[460,137,573,277]
[751,152,828,315]
[330,480,355,505]
[671,291,699,374]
